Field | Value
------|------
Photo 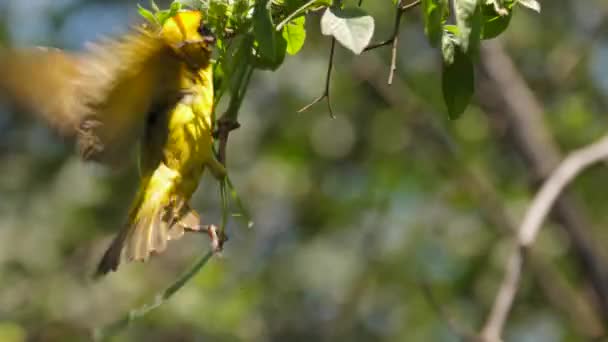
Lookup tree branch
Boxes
[480,134,608,342]
[353,51,607,341]
[477,39,608,327]
[94,251,214,341]
[362,0,419,84]
[298,38,336,117]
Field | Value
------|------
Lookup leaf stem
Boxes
[298,38,336,117]
[276,0,318,31]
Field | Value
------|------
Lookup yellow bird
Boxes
[0,11,226,275]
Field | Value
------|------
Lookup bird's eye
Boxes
[198,22,213,37]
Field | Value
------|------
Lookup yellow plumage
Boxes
[0,11,225,275]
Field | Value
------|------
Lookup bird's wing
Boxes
[0,47,82,136]
[75,29,182,165]
[0,28,183,165]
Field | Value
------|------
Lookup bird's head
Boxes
[160,11,215,68]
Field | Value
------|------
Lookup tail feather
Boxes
[95,227,129,277]
[95,198,201,276]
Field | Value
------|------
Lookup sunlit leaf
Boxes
[441,25,458,65]
[422,0,448,47]
[282,16,306,55]
[455,0,481,53]
[321,7,375,55]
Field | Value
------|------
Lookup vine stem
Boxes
[275,0,317,31]
[93,251,214,341]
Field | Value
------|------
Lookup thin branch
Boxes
[94,251,214,341]
[354,51,607,341]
[387,1,404,85]
[518,134,608,246]
[298,38,336,117]
[364,39,395,51]
[275,0,317,31]
[400,0,421,11]
[363,0,420,53]
[480,133,608,342]
[362,0,419,84]
[480,248,524,342]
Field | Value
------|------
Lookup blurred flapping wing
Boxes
[0,28,182,165]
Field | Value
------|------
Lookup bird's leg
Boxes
[184,224,226,253]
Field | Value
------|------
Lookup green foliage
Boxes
[455,0,481,53]
[253,0,287,69]
[422,0,448,47]
[134,0,540,121]
[480,0,514,39]
[122,2,545,332]
[442,44,474,119]
[138,0,182,26]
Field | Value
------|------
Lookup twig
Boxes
[400,0,421,11]
[298,38,336,117]
[363,0,420,53]
[480,134,608,342]
[387,0,404,85]
[275,0,317,31]
[93,251,214,341]
[362,0,419,84]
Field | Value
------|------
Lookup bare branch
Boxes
[518,135,608,246]
[362,0,419,83]
[363,0,420,53]
[480,249,523,342]
[480,134,608,342]
[298,38,336,117]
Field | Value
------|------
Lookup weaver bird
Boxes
[0,11,226,275]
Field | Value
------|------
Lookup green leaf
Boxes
[253,0,287,69]
[282,16,306,55]
[455,0,481,53]
[421,0,448,47]
[155,1,182,25]
[517,0,540,12]
[441,25,458,65]
[138,5,158,24]
[481,1,514,39]
[150,0,160,12]
[442,47,474,119]
[321,7,375,55]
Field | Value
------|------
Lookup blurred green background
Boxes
[1,0,608,341]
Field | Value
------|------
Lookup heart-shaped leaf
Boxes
[321,7,375,55]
